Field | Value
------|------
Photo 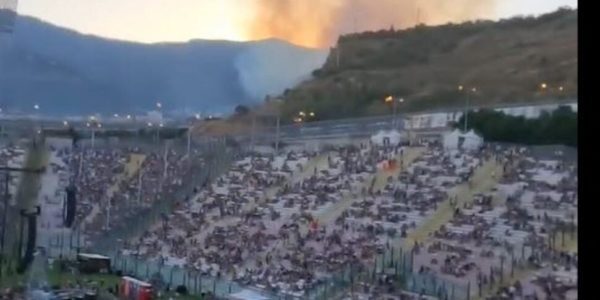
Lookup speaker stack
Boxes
[17,206,41,273]
[63,186,77,228]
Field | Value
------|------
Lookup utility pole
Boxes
[250,115,256,153]
[390,97,404,130]
[161,142,168,192]
[186,126,192,157]
[406,115,412,146]
[464,88,476,132]
[156,126,160,144]
[464,92,470,132]
[336,46,341,69]
[0,172,8,278]
[137,168,143,206]
[275,114,280,154]
[78,150,84,177]
[392,99,398,129]
[91,128,95,148]
[105,196,111,231]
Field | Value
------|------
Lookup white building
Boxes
[443,129,483,151]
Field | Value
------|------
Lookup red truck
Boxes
[119,276,153,300]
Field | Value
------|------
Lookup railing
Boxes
[0,100,577,132]
[94,244,473,300]
[39,137,234,256]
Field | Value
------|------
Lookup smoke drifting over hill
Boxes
[0,16,328,116]
[247,0,498,48]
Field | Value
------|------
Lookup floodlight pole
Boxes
[137,168,143,206]
[0,172,8,278]
[105,196,111,231]
[393,99,398,129]
[250,115,256,153]
[275,115,281,153]
[464,93,470,132]
[187,126,192,157]
[91,128,96,148]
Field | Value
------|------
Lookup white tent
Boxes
[463,130,484,150]
[370,130,403,146]
[443,129,462,150]
[443,129,483,151]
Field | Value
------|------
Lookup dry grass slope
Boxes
[280,8,577,121]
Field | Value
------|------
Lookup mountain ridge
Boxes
[0,14,327,116]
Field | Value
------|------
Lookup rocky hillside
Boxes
[278,8,577,122]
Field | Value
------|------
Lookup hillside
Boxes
[0,15,327,116]
[277,8,577,122]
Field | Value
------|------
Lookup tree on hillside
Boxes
[456,106,577,147]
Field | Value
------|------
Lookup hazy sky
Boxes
[18,0,577,47]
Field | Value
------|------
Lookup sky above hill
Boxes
[18,0,577,48]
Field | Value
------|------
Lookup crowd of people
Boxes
[338,147,482,243]
[111,140,579,299]
[3,135,576,300]
[409,146,578,300]
[124,150,319,292]
[49,144,206,245]
[116,142,461,296]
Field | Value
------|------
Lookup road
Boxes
[233,100,577,144]
[0,101,576,143]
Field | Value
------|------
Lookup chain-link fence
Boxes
[95,138,233,252]
[302,245,471,300]
[38,135,234,256]
[41,222,550,300]
[98,244,472,300]
[111,253,245,298]
[305,242,537,300]
[229,114,405,149]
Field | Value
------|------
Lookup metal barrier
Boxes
[109,253,244,297]
[98,245,473,300]
[306,246,472,300]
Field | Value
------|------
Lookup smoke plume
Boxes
[247,0,498,48]
[235,40,327,101]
